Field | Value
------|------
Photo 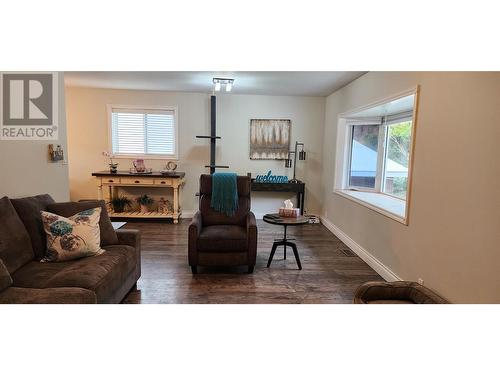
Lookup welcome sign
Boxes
[255,170,288,183]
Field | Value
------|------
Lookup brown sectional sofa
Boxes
[0,194,141,304]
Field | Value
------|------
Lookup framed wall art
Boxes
[249,119,291,160]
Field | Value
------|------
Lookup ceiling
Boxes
[63,71,366,97]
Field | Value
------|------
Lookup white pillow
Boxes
[40,207,105,262]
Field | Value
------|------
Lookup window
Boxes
[348,124,380,189]
[108,105,178,159]
[334,90,417,224]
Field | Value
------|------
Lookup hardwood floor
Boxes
[121,219,383,303]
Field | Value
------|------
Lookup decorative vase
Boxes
[109,163,118,173]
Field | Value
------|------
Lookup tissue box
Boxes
[279,208,300,218]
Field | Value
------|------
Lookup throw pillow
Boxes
[0,259,13,292]
[41,207,105,262]
[47,200,119,246]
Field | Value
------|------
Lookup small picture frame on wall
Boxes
[249,119,291,160]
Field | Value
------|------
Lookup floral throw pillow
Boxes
[40,208,105,262]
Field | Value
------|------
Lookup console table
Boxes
[251,180,305,215]
[92,171,185,223]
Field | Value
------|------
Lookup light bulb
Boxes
[225,82,232,92]
[214,81,221,91]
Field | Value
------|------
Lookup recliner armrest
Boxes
[188,211,203,267]
[189,211,203,238]
[246,212,257,267]
[247,211,257,232]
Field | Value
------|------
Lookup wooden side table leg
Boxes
[97,184,103,200]
[173,186,179,224]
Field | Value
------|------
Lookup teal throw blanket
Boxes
[211,173,239,216]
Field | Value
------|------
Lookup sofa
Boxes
[0,194,141,304]
[188,174,257,274]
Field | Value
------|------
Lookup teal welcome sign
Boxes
[255,170,288,183]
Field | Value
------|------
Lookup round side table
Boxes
[263,213,309,270]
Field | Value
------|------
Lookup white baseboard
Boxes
[320,216,402,282]
[253,212,267,220]
[180,210,196,219]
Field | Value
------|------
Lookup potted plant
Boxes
[111,196,131,213]
[136,194,154,214]
[102,151,118,173]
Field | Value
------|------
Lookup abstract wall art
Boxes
[249,119,291,160]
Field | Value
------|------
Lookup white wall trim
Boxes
[320,216,402,282]
[181,210,196,219]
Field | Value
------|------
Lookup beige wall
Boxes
[0,72,69,201]
[322,72,500,303]
[65,87,325,217]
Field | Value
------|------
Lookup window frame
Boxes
[333,87,419,225]
[106,104,179,160]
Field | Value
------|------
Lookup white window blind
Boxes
[111,107,176,157]
[384,110,413,125]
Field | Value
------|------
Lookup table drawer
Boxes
[102,177,121,184]
[155,179,172,186]
[121,177,155,185]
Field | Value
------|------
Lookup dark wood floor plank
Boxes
[121,219,383,304]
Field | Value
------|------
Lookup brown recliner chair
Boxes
[188,174,257,274]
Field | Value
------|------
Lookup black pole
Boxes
[292,141,298,181]
[210,95,216,174]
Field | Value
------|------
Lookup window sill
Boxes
[334,189,407,224]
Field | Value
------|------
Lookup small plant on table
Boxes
[111,196,132,213]
[136,194,154,214]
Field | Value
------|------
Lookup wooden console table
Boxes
[92,171,185,223]
[251,180,305,215]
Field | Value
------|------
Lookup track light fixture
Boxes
[213,78,235,92]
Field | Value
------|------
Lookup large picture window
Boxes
[108,105,178,159]
[334,89,418,224]
[347,117,412,199]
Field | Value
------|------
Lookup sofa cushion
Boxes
[0,259,13,292]
[47,200,119,246]
[0,287,96,304]
[12,245,137,303]
[0,196,35,273]
[10,194,55,260]
[11,261,68,288]
[40,208,105,262]
[197,225,248,252]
